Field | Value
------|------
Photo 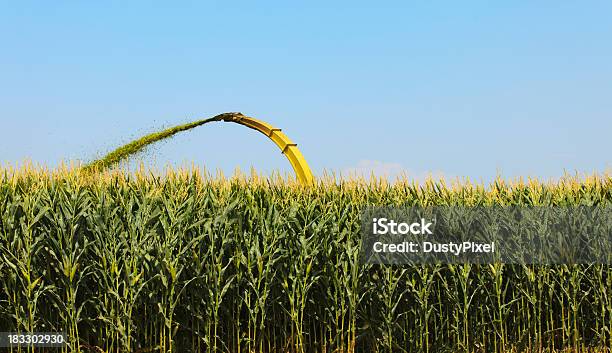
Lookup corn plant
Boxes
[0,166,611,353]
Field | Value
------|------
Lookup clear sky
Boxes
[1,1,611,182]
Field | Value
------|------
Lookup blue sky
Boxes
[1,1,611,182]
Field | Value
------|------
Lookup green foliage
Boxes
[0,169,611,353]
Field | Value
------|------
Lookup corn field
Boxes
[1,166,612,353]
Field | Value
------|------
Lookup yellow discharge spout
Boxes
[218,113,314,185]
[82,112,315,185]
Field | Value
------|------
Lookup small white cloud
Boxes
[341,160,448,182]
[342,160,404,179]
